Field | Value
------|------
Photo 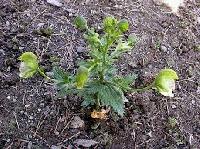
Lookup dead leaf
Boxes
[91,109,109,119]
[74,139,98,147]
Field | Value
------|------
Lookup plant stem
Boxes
[95,94,100,110]
[130,82,155,92]
[38,67,51,80]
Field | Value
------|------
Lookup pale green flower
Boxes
[154,69,178,97]
[18,52,39,78]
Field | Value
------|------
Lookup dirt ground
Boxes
[0,0,200,148]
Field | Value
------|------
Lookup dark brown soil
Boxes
[0,0,200,148]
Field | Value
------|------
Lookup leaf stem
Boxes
[38,67,51,80]
[130,82,155,92]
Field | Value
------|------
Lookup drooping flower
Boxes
[18,52,39,78]
[154,69,178,97]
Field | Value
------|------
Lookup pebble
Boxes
[197,17,200,24]
[191,100,195,104]
[37,23,45,28]
[13,98,17,102]
[19,47,24,50]
[171,104,177,109]
[29,116,34,120]
[25,104,30,108]
[76,46,86,53]
[197,86,200,94]
[6,139,11,142]
[6,21,10,26]
[160,45,168,52]
[27,142,32,149]
[51,145,62,149]
[0,49,5,55]
[7,96,11,100]
[47,0,63,7]
[54,131,59,135]
[70,116,85,129]
[40,103,45,107]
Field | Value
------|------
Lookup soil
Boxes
[0,0,200,148]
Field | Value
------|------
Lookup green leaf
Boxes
[81,94,96,107]
[154,69,179,97]
[98,83,125,116]
[78,81,101,106]
[53,67,70,86]
[52,67,74,96]
[84,28,101,50]
[111,40,132,58]
[76,66,89,89]
[117,19,129,32]
[112,74,137,92]
[18,52,39,78]
[74,16,88,30]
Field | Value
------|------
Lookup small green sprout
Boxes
[18,52,39,78]
[154,69,179,97]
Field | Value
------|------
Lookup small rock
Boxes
[27,142,32,149]
[6,21,10,26]
[13,98,17,102]
[19,47,24,50]
[197,17,200,24]
[40,103,45,107]
[7,96,11,100]
[37,23,45,28]
[25,104,30,108]
[6,139,11,142]
[0,49,5,55]
[47,0,63,7]
[70,116,84,129]
[160,45,168,52]
[191,100,195,104]
[54,130,59,135]
[76,46,86,53]
[74,139,98,147]
[51,145,62,149]
[29,116,34,120]
[197,86,200,94]
[171,105,176,109]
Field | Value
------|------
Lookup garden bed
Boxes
[0,0,200,148]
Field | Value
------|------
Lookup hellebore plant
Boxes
[19,16,179,119]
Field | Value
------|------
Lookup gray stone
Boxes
[47,0,63,7]
[70,116,85,129]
